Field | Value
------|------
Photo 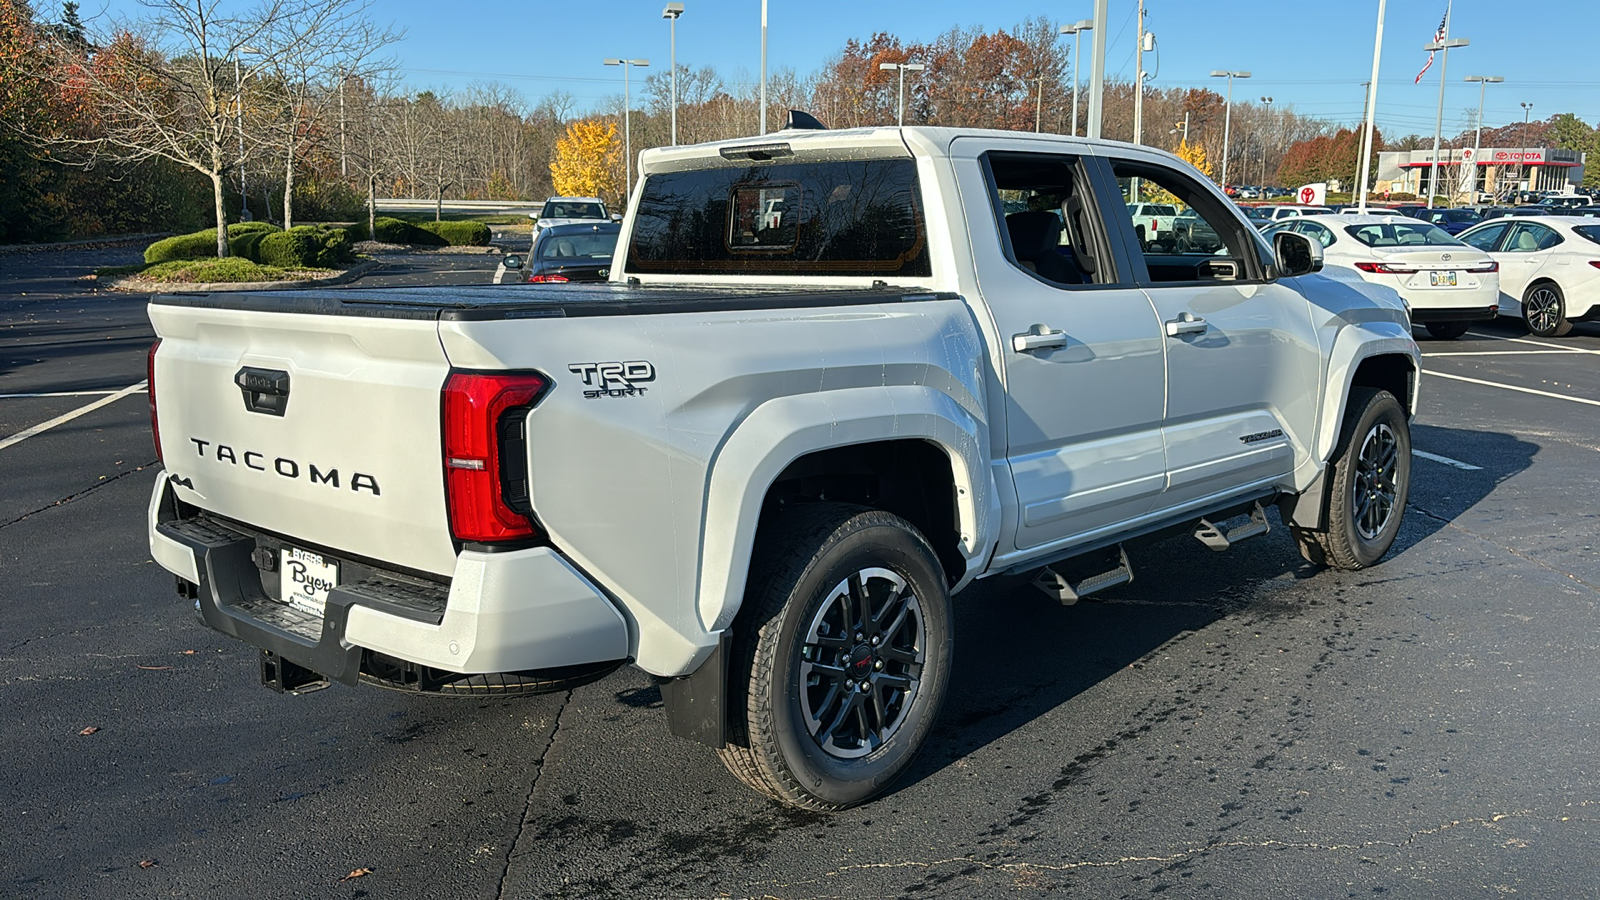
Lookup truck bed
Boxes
[151,283,954,321]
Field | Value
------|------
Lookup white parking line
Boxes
[0,382,146,452]
[1412,449,1483,470]
[1426,370,1600,408]
[1482,334,1600,355]
[0,389,125,399]
[1421,350,1584,357]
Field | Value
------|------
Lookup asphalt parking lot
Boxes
[4,245,1600,899]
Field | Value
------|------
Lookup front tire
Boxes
[718,503,952,810]
[1424,320,1471,340]
[1523,281,1572,337]
[1297,388,1410,570]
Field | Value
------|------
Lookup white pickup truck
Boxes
[147,123,1419,810]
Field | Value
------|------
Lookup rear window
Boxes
[1573,225,1600,246]
[626,158,931,277]
[538,231,618,260]
[1344,222,1460,247]
[543,202,606,219]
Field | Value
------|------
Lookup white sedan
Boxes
[1455,216,1600,337]
[1263,214,1499,340]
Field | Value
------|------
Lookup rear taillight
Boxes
[441,371,549,543]
[527,274,570,283]
[1466,261,1499,273]
[1354,262,1419,274]
[1589,261,1600,270]
[147,339,162,463]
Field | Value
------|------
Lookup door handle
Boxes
[1164,312,1208,337]
[1012,324,1069,353]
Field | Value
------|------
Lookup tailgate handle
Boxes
[235,367,290,417]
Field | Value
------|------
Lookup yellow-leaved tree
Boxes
[550,120,620,202]
[1176,139,1214,181]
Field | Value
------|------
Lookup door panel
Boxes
[952,141,1168,553]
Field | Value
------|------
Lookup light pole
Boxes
[878,62,925,127]
[1424,34,1469,208]
[1210,70,1250,188]
[1355,0,1387,212]
[233,45,261,221]
[1086,0,1107,138]
[603,58,649,202]
[1059,19,1093,138]
[1520,101,1535,199]
[758,0,768,135]
[663,3,684,146]
[1260,96,1273,185]
[1132,0,1155,146]
[1463,75,1502,200]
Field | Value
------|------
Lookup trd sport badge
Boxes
[568,360,656,399]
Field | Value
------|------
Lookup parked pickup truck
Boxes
[147,123,1420,810]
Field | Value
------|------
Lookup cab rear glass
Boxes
[625,159,931,277]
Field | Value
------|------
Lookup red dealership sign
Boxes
[1492,150,1545,163]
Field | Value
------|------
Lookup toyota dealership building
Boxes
[1375,146,1586,200]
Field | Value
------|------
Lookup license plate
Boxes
[1429,271,1458,286]
[281,547,339,616]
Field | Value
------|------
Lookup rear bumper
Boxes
[1406,303,1499,323]
[147,474,629,685]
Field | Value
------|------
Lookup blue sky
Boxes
[85,0,1598,137]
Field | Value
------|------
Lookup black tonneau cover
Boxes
[150,283,955,321]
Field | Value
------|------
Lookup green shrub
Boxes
[368,216,447,246]
[229,230,269,262]
[256,225,354,268]
[140,257,292,283]
[145,222,283,264]
[417,220,492,246]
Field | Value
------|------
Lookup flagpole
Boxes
[1426,0,1453,209]
[1355,0,1387,213]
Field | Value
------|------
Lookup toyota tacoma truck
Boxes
[147,123,1419,810]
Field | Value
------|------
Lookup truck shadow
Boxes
[890,422,1537,797]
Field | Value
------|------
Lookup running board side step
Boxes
[1193,502,1270,551]
[1032,545,1133,606]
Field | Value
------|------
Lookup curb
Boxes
[108,259,384,293]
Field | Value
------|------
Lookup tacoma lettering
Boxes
[188,438,379,495]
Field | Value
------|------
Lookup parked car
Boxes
[145,125,1417,810]
[1126,202,1179,247]
[1238,205,1274,229]
[529,196,610,238]
[1418,207,1482,235]
[1262,205,1334,221]
[496,222,621,284]
[1457,215,1600,337]
[1263,214,1499,340]
[1337,207,1408,217]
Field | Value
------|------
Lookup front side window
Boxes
[1460,223,1508,251]
[626,158,929,277]
[1112,161,1252,283]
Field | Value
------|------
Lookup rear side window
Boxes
[1574,224,1600,246]
[626,159,930,277]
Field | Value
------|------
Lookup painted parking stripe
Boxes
[1426,370,1600,408]
[1483,334,1600,355]
[0,389,125,399]
[1420,350,1584,357]
[1412,449,1483,471]
[0,381,146,452]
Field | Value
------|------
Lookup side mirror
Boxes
[1273,231,1322,278]
[501,255,522,269]
[611,213,622,222]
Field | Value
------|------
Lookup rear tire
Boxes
[1523,282,1572,337]
[1300,388,1410,570]
[718,503,952,810]
[1423,320,1471,340]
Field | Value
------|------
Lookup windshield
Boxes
[543,201,606,219]
[1344,221,1461,247]
[1241,207,1271,220]
[538,231,617,260]
[1431,209,1480,224]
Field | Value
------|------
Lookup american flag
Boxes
[1415,7,1450,84]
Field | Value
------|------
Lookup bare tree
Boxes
[258,0,398,227]
[37,0,293,257]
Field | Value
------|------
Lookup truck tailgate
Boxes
[150,302,457,576]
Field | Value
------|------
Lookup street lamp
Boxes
[1520,101,1535,199]
[662,3,684,146]
[233,45,262,222]
[1210,70,1250,188]
[603,58,649,202]
[758,0,768,135]
[1424,35,1469,208]
[878,61,924,127]
[1463,75,1503,199]
[1059,19,1093,138]
[1260,96,1274,185]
